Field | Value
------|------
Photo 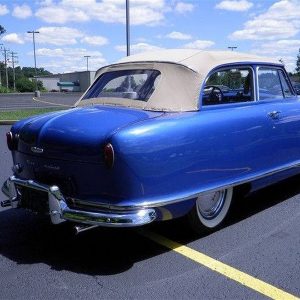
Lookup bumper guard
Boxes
[1,176,156,227]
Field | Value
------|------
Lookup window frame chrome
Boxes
[256,65,296,101]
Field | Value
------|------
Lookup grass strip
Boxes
[0,108,65,121]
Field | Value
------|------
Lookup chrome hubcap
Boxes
[196,190,226,220]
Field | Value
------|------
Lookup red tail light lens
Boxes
[104,143,114,169]
[6,132,13,151]
[6,131,18,151]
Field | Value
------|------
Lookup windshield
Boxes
[82,69,161,102]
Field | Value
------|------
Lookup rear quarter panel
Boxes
[110,100,300,206]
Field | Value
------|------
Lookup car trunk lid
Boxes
[17,105,162,163]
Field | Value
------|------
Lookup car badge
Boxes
[31,146,44,154]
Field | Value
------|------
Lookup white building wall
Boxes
[36,77,60,91]
[36,71,96,92]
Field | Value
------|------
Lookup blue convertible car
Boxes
[2,49,299,233]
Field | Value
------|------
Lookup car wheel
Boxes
[187,187,233,233]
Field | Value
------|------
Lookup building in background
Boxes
[36,70,96,92]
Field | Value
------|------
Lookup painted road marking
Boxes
[33,97,74,107]
[139,230,300,300]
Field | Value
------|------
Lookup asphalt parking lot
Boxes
[0,92,83,110]
[0,124,299,299]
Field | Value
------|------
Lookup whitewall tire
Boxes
[188,187,233,233]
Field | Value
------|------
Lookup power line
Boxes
[10,51,18,91]
[0,46,10,89]
[27,30,40,94]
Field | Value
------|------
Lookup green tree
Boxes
[0,25,5,36]
[296,48,300,75]
[16,77,35,92]
[0,66,49,92]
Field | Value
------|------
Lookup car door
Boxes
[196,65,280,188]
[256,65,300,168]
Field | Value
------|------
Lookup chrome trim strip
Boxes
[2,161,300,216]
[60,161,300,209]
[2,176,156,227]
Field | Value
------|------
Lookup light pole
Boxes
[84,55,91,71]
[0,43,2,87]
[11,52,18,92]
[1,44,10,90]
[126,0,130,56]
[228,46,237,51]
[27,30,40,96]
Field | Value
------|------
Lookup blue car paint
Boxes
[16,106,163,163]
[108,96,300,208]
[8,63,300,222]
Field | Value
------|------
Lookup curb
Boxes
[0,120,18,125]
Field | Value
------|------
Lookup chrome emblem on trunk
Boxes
[31,146,44,154]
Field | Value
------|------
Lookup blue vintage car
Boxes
[2,49,299,234]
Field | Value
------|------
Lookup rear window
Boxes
[83,69,161,102]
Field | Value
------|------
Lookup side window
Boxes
[202,67,254,105]
[258,68,292,100]
[278,70,293,97]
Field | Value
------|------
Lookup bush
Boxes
[0,86,11,93]
[16,77,35,92]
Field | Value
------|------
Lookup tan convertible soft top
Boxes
[76,49,280,112]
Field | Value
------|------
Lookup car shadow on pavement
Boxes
[0,208,168,275]
[152,174,300,244]
[0,174,299,276]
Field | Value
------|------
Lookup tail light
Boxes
[6,131,19,151]
[104,143,114,169]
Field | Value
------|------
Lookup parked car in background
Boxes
[2,49,299,234]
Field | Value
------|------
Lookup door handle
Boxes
[268,111,281,120]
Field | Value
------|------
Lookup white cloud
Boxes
[276,55,299,72]
[254,40,300,55]
[81,36,108,46]
[130,6,165,25]
[175,2,194,13]
[215,0,253,12]
[166,31,192,40]
[4,27,109,48]
[115,42,164,54]
[12,4,32,19]
[250,39,300,72]
[34,47,107,73]
[247,38,300,72]
[0,4,9,15]
[35,6,90,24]
[183,40,215,49]
[35,0,168,25]
[230,0,300,40]
[29,27,84,46]
[2,33,24,44]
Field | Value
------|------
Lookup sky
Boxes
[0,0,300,74]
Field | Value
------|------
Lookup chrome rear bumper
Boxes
[1,176,156,227]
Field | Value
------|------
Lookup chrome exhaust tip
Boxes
[74,224,99,234]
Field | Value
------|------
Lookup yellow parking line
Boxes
[139,230,300,300]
